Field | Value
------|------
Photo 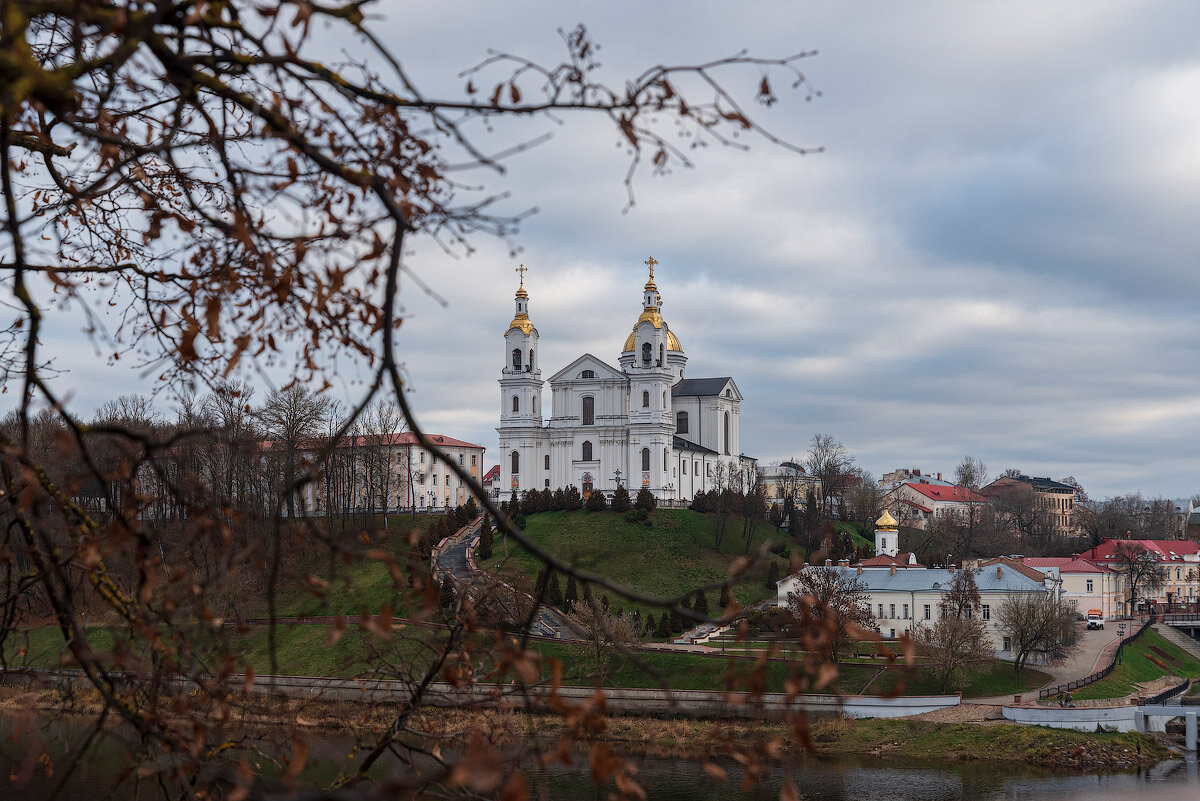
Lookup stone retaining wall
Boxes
[0,668,958,721]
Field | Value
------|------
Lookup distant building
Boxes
[981,474,1076,538]
[1020,556,1122,620]
[760,461,820,508]
[290,432,485,513]
[775,562,1054,657]
[879,468,953,491]
[482,465,502,503]
[1077,538,1200,608]
[883,482,988,526]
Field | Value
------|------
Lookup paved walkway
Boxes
[966,623,1124,705]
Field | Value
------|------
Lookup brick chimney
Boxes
[996,566,1003,579]
[889,565,897,576]
[857,566,863,575]
[825,559,833,567]
[838,558,850,567]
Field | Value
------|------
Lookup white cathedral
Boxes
[497,260,755,504]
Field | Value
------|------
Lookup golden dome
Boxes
[622,311,682,352]
[875,509,898,531]
[506,315,534,336]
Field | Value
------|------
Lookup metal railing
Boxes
[1146,677,1191,705]
[1038,618,1154,700]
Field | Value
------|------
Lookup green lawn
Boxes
[1073,628,1200,700]
[482,509,788,626]
[2,622,1041,698]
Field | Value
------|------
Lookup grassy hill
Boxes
[481,508,789,625]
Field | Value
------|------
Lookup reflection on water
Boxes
[0,711,1198,800]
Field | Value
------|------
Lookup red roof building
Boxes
[883,481,987,527]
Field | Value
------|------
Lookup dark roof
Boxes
[674,436,718,455]
[672,377,733,397]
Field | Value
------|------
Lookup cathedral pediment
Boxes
[548,353,626,384]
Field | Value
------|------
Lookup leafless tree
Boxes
[806,433,853,519]
[916,615,992,692]
[1110,541,1165,611]
[997,592,1076,676]
[258,385,332,517]
[1,3,824,796]
[785,567,877,662]
[953,455,988,490]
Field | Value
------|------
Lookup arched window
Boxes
[512,395,519,413]
[528,349,535,371]
[512,349,521,371]
[641,342,651,365]
[664,448,668,469]
[582,396,594,426]
[658,344,664,365]
[641,448,650,472]
[682,461,687,475]
[642,391,649,408]
[723,412,730,455]
[663,391,666,406]
[510,450,519,474]
[581,370,595,379]
[582,441,593,461]
[676,411,688,434]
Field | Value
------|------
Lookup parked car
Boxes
[1086,609,1105,630]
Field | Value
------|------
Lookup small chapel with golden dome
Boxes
[497,259,752,503]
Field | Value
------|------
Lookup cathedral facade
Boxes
[497,262,754,503]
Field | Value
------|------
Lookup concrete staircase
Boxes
[1154,623,1200,661]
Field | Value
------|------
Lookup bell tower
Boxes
[618,257,681,501]
[497,266,546,494]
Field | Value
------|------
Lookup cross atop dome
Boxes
[644,256,658,292]
[514,264,528,299]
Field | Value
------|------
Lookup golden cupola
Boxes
[621,257,683,353]
[875,509,898,531]
[505,265,536,337]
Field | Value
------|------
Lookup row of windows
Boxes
[876,604,991,621]
[509,396,730,455]
[510,446,673,474]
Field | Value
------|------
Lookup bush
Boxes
[540,487,553,511]
[585,490,607,512]
[623,507,648,523]
[634,487,657,512]
[551,488,566,511]
[611,484,631,513]
[513,513,527,529]
[521,489,541,516]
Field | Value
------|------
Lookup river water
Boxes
[1,713,1198,800]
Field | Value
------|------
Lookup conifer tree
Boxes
[601,593,610,612]
[478,515,494,561]
[552,488,566,511]
[656,612,671,639]
[765,560,780,590]
[540,487,553,511]
[670,607,684,634]
[564,485,583,511]
[438,577,456,613]
[693,590,709,618]
[719,584,733,612]
[611,484,631,513]
[565,575,579,608]
[585,489,607,512]
[522,489,541,516]
[464,495,479,521]
[634,486,657,512]
[549,572,564,607]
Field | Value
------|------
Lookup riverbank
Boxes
[0,685,1171,772]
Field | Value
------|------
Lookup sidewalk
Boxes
[965,624,1123,705]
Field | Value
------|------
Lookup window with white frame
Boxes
[1086,579,1093,593]
[923,604,931,620]
[982,605,990,620]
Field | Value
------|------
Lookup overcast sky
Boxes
[25,1,1200,499]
